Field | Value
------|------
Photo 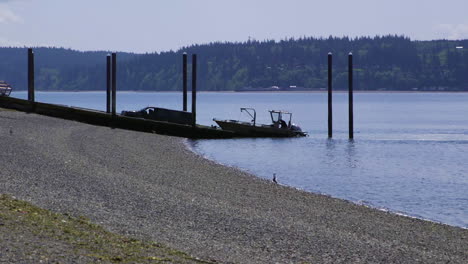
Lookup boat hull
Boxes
[214,119,306,137]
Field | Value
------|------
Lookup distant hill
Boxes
[1,36,468,91]
[0,47,138,91]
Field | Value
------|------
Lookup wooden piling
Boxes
[191,54,197,127]
[348,52,354,139]
[27,48,35,102]
[106,55,111,113]
[183,53,188,112]
[328,52,333,138]
[111,53,117,116]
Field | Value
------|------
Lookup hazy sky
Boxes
[1,0,467,53]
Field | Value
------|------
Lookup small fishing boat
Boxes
[213,108,307,137]
[0,81,12,97]
[121,106,193,125]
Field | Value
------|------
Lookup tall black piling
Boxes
[348,52,354,139]
[27,48,35,102]
[191,54,197,127]
[106,54,111,113]
[111,53,117,116]
[328,52,333,138]
[183,53,188,112]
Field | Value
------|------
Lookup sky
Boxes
[1,0,468,53]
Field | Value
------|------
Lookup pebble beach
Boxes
[1,108,467,263]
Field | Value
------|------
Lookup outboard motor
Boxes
[290,123,303,132]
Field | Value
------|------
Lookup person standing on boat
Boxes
[279,119,288,129]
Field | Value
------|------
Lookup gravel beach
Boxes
[1,109,467,263]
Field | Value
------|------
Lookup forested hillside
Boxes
[0,47,138,91]
[1,36,467,91]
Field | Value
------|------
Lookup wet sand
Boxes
[1,109,467,263]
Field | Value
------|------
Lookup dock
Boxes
[0,96,235,139]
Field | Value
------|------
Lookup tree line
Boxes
[1,36,467,92]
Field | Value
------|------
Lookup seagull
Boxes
[272,173,278,184]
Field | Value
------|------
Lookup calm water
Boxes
[12,91,468,228]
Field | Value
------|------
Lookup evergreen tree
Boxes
[1,36,467,92]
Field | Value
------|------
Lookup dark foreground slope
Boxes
[0,108,467,263]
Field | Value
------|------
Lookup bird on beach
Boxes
[272,173,278,184]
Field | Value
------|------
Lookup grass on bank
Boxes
[0,194,211,263]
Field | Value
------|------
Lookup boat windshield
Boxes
[270,110,293,127]
[270,111,282,123]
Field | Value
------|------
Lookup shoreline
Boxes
[11,90,468,94]
[183,139,467,230]
[1,109,467,263]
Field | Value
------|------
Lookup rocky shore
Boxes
[1,108,467,263]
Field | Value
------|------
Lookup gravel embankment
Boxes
[1,109,467,263]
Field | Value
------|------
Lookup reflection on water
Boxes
[345,140,357,169]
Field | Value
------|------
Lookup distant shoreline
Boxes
[11,90,468,94]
